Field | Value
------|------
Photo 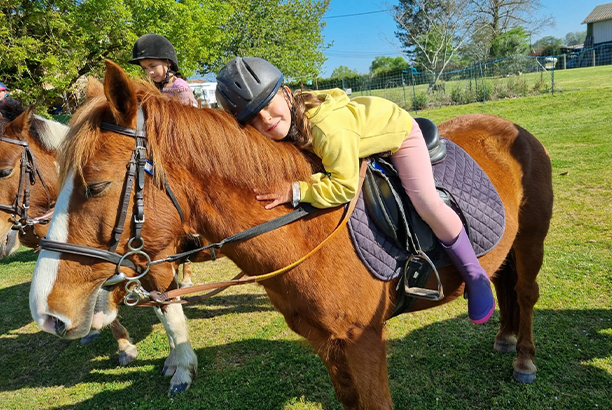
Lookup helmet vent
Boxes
[234,82,242,89]
[244,63,261,84]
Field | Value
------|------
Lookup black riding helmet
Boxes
[215,57,283,125]
[128,33,179,72]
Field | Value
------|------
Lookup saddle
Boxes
[360,118,466,316]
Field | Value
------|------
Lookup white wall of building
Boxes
[189,82,217,105]
[593,19,612,44]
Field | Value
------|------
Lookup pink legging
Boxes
[390,118,462,245]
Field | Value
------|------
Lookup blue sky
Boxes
[320,0,607,76]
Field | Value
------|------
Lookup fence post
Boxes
[401,72,407,108]
[551,61,555,95]
[479,62,486,104]
[592,49,596,67]
[562,54,566,70]
[411,70,418,115]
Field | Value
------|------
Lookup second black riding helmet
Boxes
[128,33,179,72]
[216,57,283,125]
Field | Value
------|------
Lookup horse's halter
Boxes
[0,131,53,235]
[39,108,185,305]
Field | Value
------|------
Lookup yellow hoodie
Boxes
[299,88,413,208]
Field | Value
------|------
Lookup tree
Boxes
[461,0,553,61]
[369,56,410,75]
[0,0,330,111]
[468,0,552,38]
[0,0,232,110]
[533,36,563,56]
[565,31,586,46]
[211,0,330,82]
[393,0,481,89]
[330,66,359,79]
[490,27,530,57]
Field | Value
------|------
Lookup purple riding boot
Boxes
[441,228,495,324]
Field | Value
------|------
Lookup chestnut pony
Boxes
[29,61,553,407]
[0,99,190,365]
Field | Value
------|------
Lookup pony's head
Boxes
[29,60,313,339]
[0,105,65,255]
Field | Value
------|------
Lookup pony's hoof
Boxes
[494,340,516,353]
[162,365,177,377]
[80,330,100,345]
[513,368,537,384]
[168,382,189,395]
[118,345,138,366]
[179,281,193,288]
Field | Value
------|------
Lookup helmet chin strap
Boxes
[154,60,172,91]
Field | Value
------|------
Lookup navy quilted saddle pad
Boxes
[348,138,506,282]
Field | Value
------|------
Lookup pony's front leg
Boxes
[109,318,138,365]
[179,261,194,288]
[153,303,198,394]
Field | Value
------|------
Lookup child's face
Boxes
[139,59,168,83]
[250,91,292,141]
[0,90,8,100]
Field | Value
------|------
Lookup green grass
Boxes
[1,84,612,409]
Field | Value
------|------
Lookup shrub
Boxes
[412,92,429,110]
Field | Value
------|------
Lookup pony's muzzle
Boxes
[38,313,71,338]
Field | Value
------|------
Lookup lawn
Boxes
[1,84,611,409]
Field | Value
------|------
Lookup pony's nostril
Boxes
[54,317,67,337]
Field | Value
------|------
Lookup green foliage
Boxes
[413,92,429,110]
[0,0,232,109]
[0,0,329,111]
[565,31,586,46]
[213,0,330,82]
[533,36,564,56]
[369,56,410,76]
[490,27,530,58]
[329,65,359,79]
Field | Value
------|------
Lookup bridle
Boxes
[39,108,185,305]
[0,131,53,236]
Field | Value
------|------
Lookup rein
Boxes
[0,134,53,235]
[37,107,366,307]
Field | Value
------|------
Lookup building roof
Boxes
[583,2,612,24]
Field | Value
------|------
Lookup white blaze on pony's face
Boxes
[29,171,73,333]
[29,171,119,338]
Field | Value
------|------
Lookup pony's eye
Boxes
[0,168,14,179]
[85,181,111,198]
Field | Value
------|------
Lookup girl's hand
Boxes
[255,183,293,209]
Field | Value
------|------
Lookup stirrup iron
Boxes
[402,251,444,301]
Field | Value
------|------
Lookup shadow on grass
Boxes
[0,309,611,409]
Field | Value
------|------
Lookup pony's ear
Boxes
[86,77,104,99]
[103,59,138,127]
[5,105,35,139]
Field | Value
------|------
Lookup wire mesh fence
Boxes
[289,42,612,113]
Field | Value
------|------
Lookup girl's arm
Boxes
[299,128,360,208]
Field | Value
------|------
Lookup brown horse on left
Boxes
[29,61,553,406]
[0,100,141,364]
